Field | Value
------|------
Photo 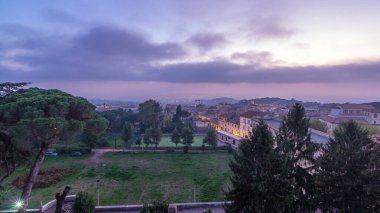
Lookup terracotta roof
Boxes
[240,111,262,119]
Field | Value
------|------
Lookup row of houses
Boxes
[319,104,380,134]
[197,110,330,149]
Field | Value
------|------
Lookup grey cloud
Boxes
[0,24,186,81]
[1,24,380,85]
[245,15,295,39]
[140,60,380,84]
[76,26,185,61]
[43,9,84,25]
[186,33,227,53]
[231,51,273,65]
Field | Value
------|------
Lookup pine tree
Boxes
[121,121,134,145]
[316,121,380,212]
[276,103,318,212]
[225,120,289,213]
[171,128,181,147]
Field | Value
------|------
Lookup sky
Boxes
[1,0,380,103]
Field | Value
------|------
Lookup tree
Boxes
[316,121,380,212]
[181,127,194,147]
[121,121,134,146]
[135,137,142,147]
[0,82,29,97]
[143,128,162,148]
[81,117,109,148]
[275,103,318,212]
[0,82,30,184]
[172,105,182,123]
[171,128,181,147]
[225,120,289,212]
[0,88,98,212]
[138,99,162,131]
[99,108,137,133]
[309,119,328,133]
[203,128,217,148]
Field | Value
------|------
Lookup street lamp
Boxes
[96,179,100,206]
[14,199,23,209]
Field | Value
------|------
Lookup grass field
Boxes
[0,152,232,210]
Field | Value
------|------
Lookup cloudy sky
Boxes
[1,0,380,102]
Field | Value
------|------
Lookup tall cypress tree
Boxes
[276,103,318,212]
[225,120,289,213]
[316,121,380,212]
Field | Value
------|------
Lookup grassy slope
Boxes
[1,152,231,210]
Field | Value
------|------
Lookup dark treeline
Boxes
[225,103,380,213]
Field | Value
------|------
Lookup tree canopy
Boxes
[225,120,289,212]
[203,128,217,148]
[316,121,380,212]
[0,88,100,212]
[138,99,162,131]
[275,103,318,212]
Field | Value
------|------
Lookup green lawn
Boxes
[1,152,232,210]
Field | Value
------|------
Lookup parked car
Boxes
[71,151,82,157]
[46,151,58,156]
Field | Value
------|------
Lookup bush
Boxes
[55,147,92,154]
[227,144,234,154]
[183,145,189,153]
[73,191,95,213]
[140,201,169,213]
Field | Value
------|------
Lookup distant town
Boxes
[94,97,380,146]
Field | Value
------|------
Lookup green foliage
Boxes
[143,128,162,147]
[181,127,194,146]
[139,100,162,131]
[275,103,318,212]
[140,201,169,213]
[135,137,142,146]
[170,128,181,147]
[0,88,96,182]
[81,117,109,148]
[316,121,380,212]
[361,124,380,134]
[121,121,134,144]
[183,145,189,153]
[73,191,95,213]
[99,108,138,133]
[203,128,217,148]
[309,119,328,133]
[225,120,289,213]
[0,82,29,97]
[0,186,11,206]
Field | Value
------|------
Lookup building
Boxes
[319,104,378,134]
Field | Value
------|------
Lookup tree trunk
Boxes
[18,143,49,213]
[55,186,71,213]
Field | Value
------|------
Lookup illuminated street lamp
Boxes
[15,200,23,209]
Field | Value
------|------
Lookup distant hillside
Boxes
[364,102,380,110]
[233,97,320,108]
[89,99,140,106]
[202,97,239,105]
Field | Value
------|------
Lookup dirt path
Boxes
[84,149,111,166]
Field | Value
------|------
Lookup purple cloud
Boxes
[186,33,227,53]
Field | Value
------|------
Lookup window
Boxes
[374,113,378,118]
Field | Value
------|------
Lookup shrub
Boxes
[73,191,95,213]
[227,144,234,154]
[183,145,189,153]
[140,201,169,213]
